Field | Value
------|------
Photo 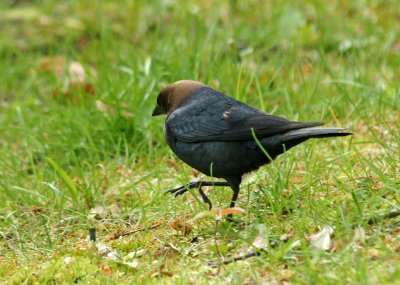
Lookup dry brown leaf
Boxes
[150,263,174,278]
[215,207,245,216]
[39,56,65,77]
[77,82,96,95]
[101,264,112,276]
[27,205,44,213]
[191,169,200,177]
[167,159,178,169]
[161,271,174,277]
[390,42,400,54]
[329,240,343,253]
[301,63,312,76]
[168,217,192,236]
[290,175,304,185]
[39,57,97,99]
[366,248,380,260]
[99,174,108,194]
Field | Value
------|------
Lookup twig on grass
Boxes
[108,222,162,241]
[207,249,266,267]
[365,210,400,226]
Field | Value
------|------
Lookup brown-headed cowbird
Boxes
[153,80,352,210]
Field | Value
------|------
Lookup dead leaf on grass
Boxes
[89,205,108,220]
[329,240,343,253]
[122,260,139,268]
[190,207,245,222]
[27,205,45,213]
[252,226,268,249]
[308,225,334,251]
[96,242,118,260]
[168,217,192,236]
[154,237,180,252]
[349,226,366,249]
[167,159,178,169]
[150,263,174,278]
[101,264,113,276]
[63,256,73,264]
[39,57,97,100]
[354,227,366,242]
[301,63,312,76]
[215,207,245,216]
[39,56,65,78]
[123,249,146,260]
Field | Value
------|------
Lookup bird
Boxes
[152,80,352,211]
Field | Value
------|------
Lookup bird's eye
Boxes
[157,90,169,109]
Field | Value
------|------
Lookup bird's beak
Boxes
[152,105,164,116]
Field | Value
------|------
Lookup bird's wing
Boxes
[166,87,323,142]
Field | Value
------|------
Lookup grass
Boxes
[0,0,399,283]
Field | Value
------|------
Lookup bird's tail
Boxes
[282,127,353,142]
[277,127,352,152]
[258,127,352,162]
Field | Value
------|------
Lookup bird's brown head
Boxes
[152,80,205,116]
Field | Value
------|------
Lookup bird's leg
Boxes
[198,187,212,210]
[225,177,242,221]
[165,181,229,196]
[229,187,240,208]
[165,181,229,210]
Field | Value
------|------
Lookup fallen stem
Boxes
[108,222,162,241]
[207,250,265,267]
[365,210,400,226]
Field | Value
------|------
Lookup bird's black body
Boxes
[165,87,310,179]
[153,81,352,211]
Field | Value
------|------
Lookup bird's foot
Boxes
[226,215,246,226]
[165,185,188,197]
[165,181,214,210]
[165,181,203,197]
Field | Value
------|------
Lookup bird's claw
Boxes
[165,186,187,197]
[226,216,245,226]
[165,181,213,210]
[198,187,212,210]
[165,181,204,196]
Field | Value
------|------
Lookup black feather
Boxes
[167,87,325,142]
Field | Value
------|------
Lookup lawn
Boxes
[0,0,399,284]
